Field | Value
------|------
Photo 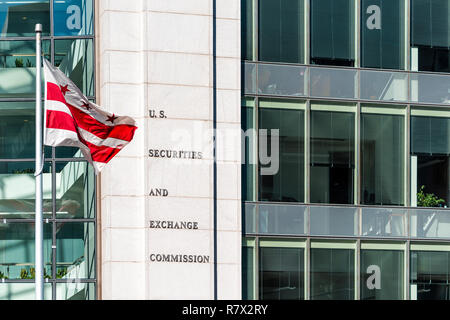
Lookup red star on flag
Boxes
[81,102,91,110]
[107,114,118,123]
[60,84,69,96]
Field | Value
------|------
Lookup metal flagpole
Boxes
[35,23,44,300]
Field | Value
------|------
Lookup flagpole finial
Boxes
[35,24,42,33]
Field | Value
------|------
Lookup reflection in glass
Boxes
[311,0,355,66]
[0,40,50,97]
[56,222,95,280]
[411,0,450,72]
[54,161,95,219]
[259,204,306,235]
[0,0,50,37]
[259,0,304,64]
[0,162,52,219]
[242,246,254,300]
[241,0,253,61]
[360,70,408,102]
[361,250,404,300]
[56,282,95,300]
[53,0,93,36]
[412,116,450,207]
[0,223,52,280]
[242,106,255,201]
[309,67,357,99]
[361,207,406,237]
[361,0,405,69]
[259,106,304,202]
[310,206,358,237]
[311,111,354,204]
[54,39,94,96]
[411,251,450,300]
[361,112,404,205]
[257,64,306,96]
[259,247,304,300]
[311,248,355,300]
[0,284,52,300]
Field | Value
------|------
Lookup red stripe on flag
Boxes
[81,138,122,164]
[66,104,137,141]
[47,82,137,142]
[47,82,67,104]
[46,110,78,133]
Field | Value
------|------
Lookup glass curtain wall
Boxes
[310,104,355,204]
[361,108,405,206]
[361,0,405,69]
[311,0,355,66]
[411,0,450,72]
[0,0,96,300]
[258,100,305,203]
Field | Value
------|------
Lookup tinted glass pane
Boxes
[242,106,255,201]
[56,222,95,279]
[259,247,304,300]
[311,0,355,66]
[0,0,50,37]
[0,40,50,97]
[259,107,304,202]
[241,0,253,61]
[311,248,355,300]
[311,111,355,204]
[53,0,93,36]
[412,0,450,72]
[0,283,52,300]
[259,0,304,63]
[55,161,95,219]
[242,246,254,300]
[412,116,450,207]
[361,250,404,300]
[0,162,52,219]
[56,282,95,300]
[361,112,404,205]
[54,39,94,96]
[361,0,405,69]
[0,223,52,280]
[411,251,450,300]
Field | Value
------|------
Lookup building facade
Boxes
[0,0,450,300]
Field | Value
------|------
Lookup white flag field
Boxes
[43,59,137,173]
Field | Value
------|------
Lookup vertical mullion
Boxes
[254,236,260,299]
[305,100,310,203]
[255,96,259,202]
[356,102,361,205]
[356,0,361,68]
[305,0,310,64]
[253,0,258,61]
[356,239,361,300]
[406,0,410,71]
[305,237,310,300]
[405,240,410,300]
[50,0,54,38]
[405,105,411,207]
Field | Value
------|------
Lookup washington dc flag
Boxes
[43,59,137,173]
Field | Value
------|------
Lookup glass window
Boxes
[311,248,355,300]
[242,244,255,300]
[0,162,52,219]
[241,0,254,61]
[361,0,405,69]
[411,116,450,208]
[53,0,93,36]
[0,223,52,280]
[311,109,355,204]
[242,101,256,201]
[361,249,404,300]
[259,246,304,300]
[311,0,355,66]
[56,282,95,300]
[0,40,50,98]
[54,161,95,219]
[361,110,405,205]
[258,101,304,202]
[411,251,450,300]
[54,39,94,97]
[0,0,50,37]
[411,0,450,72]
[56,222,95,280]
[259,0,304,63]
